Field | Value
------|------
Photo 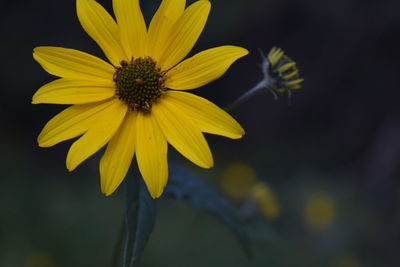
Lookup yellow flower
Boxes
[220,162,257,199]
[331,256,361,267]
[303,192,336,231]
[32,0,248,198]
[249,182,280,220]
[255,47,303,101]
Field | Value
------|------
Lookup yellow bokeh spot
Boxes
[250,182,281,219]
[25,251,57,267]
[304,192,336,231]
[331,256,361,267]
[220,162,257,199]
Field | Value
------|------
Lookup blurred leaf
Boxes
[123,175,156,267]
[165,164,253,259]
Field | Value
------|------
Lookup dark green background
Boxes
[2,0,400,266]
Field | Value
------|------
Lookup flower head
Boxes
[33,0,248,198]
[261,47,303,99]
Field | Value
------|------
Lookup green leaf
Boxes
[123,175,156,267]
[165,164,253,259]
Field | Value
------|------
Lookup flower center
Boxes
[113,57,166,112]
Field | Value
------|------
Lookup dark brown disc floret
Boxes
[113,57,167,112]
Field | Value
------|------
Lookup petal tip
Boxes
[233,133,245,139]
[33,46,45,55]
[100,179,118,197]
[66,157,77,172]
[102,189,113,197]
[201,159,214,169]
[202,0,211,11]
[150,189,162,199]
[32,51,39,61]
[37,142,45,147]
[238,128,246,137]
[31,93,41,104]
[37,139,52,148]
[229,126,245,139]
[145,181,165,199]
[207,165,213,169]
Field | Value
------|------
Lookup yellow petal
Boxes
[100,110,137,196]
[158,0,211,70]
[33,47,114,82]
[135,113,168,199]
[66,99,127,171]
[165,46,248,90]
[165,91,244,139]
[38,99,117,147]
[153,99,213,168]
[147,0,186,60]
[32,78,115,104]
[77,0,126,66]
[113,0,147,58]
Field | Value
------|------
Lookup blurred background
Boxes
[2,0,400,266]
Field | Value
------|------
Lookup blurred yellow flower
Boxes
[32,0,248,198]
[220,162,280,219]
[331,256,361,267]
[25,251,57,267]
[303,192,336,231]
[220,162,257,199]
[249,182,280,220]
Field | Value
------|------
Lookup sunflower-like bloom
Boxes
[265,47,303,95]
[32,0,248,198]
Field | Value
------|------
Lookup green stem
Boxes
[225,79,267,112]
